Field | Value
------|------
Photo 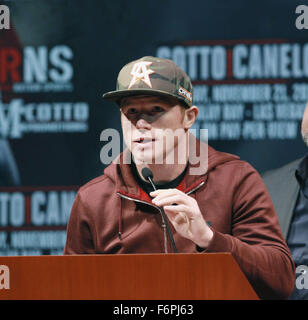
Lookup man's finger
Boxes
[150,188,183,197]
[152,194,186,206]
[164,208,190,231]
[164,204,189,213]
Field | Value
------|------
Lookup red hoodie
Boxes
[64,137,295,299]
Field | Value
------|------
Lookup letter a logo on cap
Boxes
[128,61,155,89]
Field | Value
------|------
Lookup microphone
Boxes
[141,167,155,190]
[141,167,178,253]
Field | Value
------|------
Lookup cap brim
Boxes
[102,89,188,107]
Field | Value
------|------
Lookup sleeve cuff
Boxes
[196,228,233,253]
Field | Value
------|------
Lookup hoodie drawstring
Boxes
[118,196,123,240]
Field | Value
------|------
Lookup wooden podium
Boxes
[0,253,259,300]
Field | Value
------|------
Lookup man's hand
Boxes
[150,188,213,249]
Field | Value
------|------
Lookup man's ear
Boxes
[183,106,199,129]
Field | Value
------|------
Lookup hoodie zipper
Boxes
[117,192,168,252]
[116,180,205,253]
[186,181,205,195]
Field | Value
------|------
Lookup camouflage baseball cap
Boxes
[103,56,193,108]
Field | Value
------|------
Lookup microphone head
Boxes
[141,167,153,181]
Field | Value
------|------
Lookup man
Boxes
[262,102,308,299]
[64,56,295,299]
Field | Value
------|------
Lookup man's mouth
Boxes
[134,137,155,144]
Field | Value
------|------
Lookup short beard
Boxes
[302,131,308,147]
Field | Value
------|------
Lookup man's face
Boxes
[120,96,192,165]
[302,102,308,147]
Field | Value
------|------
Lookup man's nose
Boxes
[135,116,152,129]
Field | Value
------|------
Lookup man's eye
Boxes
[127,108,138,114]
[152,106,164,112]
